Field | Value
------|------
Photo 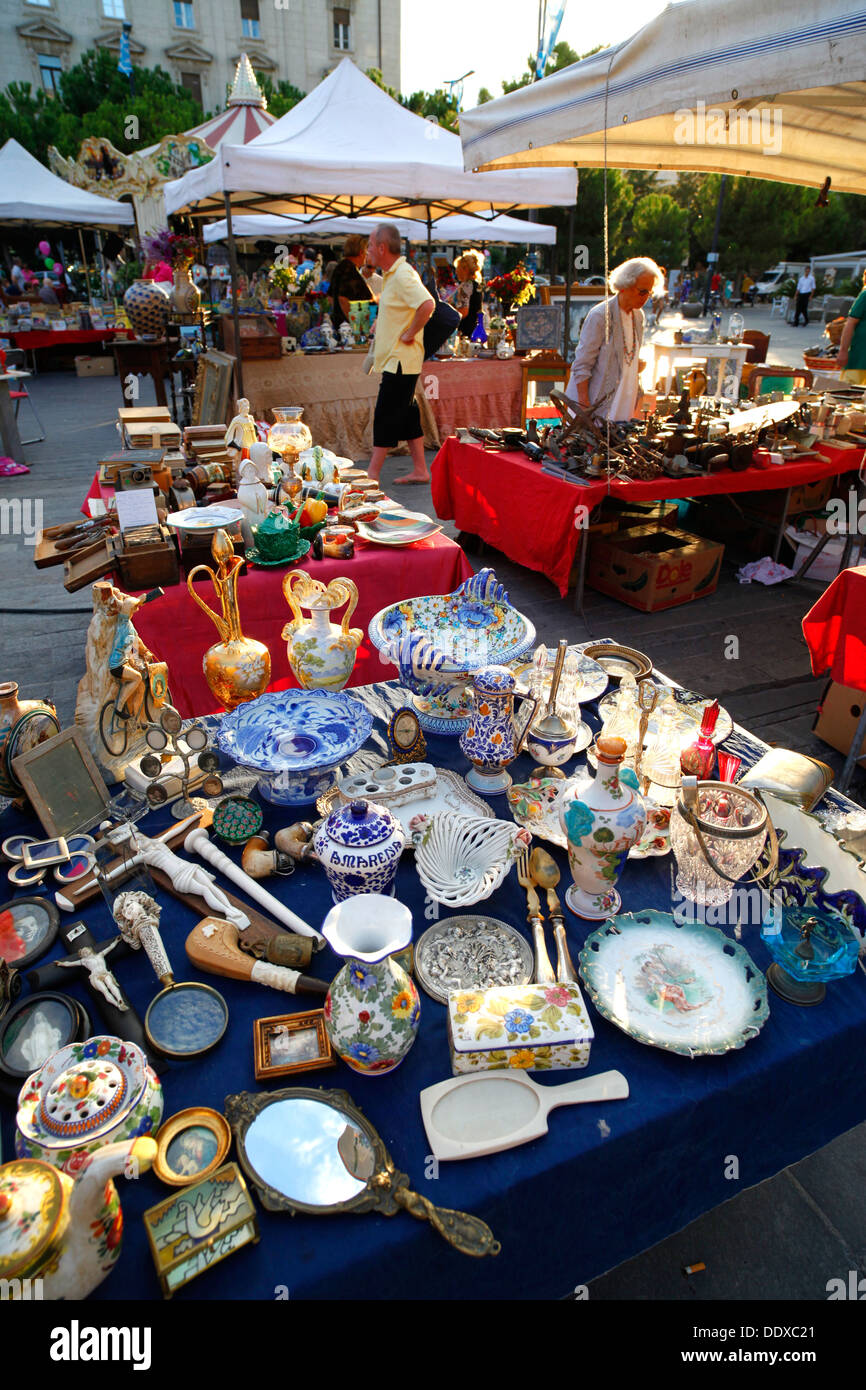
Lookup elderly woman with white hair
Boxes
[564,257,663,421]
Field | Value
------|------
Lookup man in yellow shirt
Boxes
[366,223,435,484]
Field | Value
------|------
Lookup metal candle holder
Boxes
[139,706,223,819]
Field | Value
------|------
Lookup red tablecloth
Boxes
[432,437,866,597]
[802,563,866,690]
[131,533,473,717]
[8,328,134,350]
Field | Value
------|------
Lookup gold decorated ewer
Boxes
[282,571,362,691]
[187,530,272,710]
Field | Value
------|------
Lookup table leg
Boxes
[772,488,792,563]
[0,380,25,463]
[151,357,168,409]
[839,702,866,793]
[572,520,589,619]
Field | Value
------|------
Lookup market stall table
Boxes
[1,674,864,1301]
[6,327,134,372]
[240,351,523,459]
[803,562,866,790]
[432,437,866,600]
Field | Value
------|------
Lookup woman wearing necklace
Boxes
[564,258,663,421]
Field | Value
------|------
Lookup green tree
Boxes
[503,40,582,92]
[364,67,458,131]
[477,86,494,105]
[625,191,688,266]
[258,74,305,120]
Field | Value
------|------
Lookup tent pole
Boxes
[224,194,245,398]
[426,205,433,294]
[703,175,727,318]
[78,227,95,312]
[563,204,574,361]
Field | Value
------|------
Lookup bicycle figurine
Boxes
[97,587,174,758]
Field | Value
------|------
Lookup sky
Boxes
[400,0,670,110]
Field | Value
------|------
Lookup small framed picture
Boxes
[21,837,70,869]
[253,1009,335,1081]
[12,727,113,837]
[153,1107,232,1188]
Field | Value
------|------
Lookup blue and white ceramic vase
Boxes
[558,735,646,920]
[459,665,538,795]
[313,798,405,903]
[123,278,170,340]
[322,895,420,1075]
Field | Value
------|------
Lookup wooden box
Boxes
[124,420,182,450]
[813,680,866,760]
[110,526,179,589]
[63,541,114,592]
[221,313,281,360]
[99,448,166,483]
[35,523,111,570]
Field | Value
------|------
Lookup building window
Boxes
[241,0,260,39]
[333,7,351,50]
[38,53,63,93]
[180,70,203,105]
[173,0,194,29]
[102,0,126,17]
[26,1,51,7]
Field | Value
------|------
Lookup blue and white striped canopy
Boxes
[460,1,866,194]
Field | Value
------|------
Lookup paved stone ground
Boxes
[2,300,864,1302]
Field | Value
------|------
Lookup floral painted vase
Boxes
[322,895,420,1074]
[558,736,646,920]
[313,798,405,902]
[171,262,201,316]
[123,278,170,339]
[282,571,362,691]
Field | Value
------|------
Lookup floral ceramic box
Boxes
[447,983,594,1074]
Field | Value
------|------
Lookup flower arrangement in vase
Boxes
[486,262,537,313]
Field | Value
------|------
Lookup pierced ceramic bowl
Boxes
[15,1035,163,1175]
[216,689,373,804]
[368,568,536,735]
[409,811,530,907]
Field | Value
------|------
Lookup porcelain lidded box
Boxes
[447,983,594,1075]
[314,798,405,902]
[15,1035,163,1174]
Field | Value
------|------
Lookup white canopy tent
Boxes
[459,0,866,195]
[165,58,577,221]
[202,211,557,245]
[0,138,134,226]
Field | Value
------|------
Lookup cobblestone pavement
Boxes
[1,330,864,1301]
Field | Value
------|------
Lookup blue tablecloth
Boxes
[2,679,864,1302]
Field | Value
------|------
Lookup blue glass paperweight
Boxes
[761,905,860,1006]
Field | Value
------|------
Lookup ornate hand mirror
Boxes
[224,1087,500,1259]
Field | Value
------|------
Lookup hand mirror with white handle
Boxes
[420,1069,629,1161]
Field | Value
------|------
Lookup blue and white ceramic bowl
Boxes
[216,689,373,804]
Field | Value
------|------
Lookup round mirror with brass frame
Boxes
[224,1086,500,1259]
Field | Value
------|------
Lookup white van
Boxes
[754,262,809,299]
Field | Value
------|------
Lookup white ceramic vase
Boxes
[322,894,420,1074]
[558,736,646,919]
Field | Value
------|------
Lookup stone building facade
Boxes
[0,0,401,110]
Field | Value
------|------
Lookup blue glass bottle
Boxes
[470,311,488,345]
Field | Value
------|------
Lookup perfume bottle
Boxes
[680,700,719,780]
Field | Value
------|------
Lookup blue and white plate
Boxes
[216,690,373,804]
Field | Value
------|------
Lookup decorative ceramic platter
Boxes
[414,915,534,1004]
[578,911,769,1057]
[354,510,443,546]
[369,570,535,670]
[511,647,609,704]
[166,504,244,533]
[507,773,671,859]
[317,765,493,843]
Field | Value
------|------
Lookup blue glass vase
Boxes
[470,311,488,345]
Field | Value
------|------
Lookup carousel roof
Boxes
[141,53,274,157]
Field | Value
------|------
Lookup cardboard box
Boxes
[600,498,680,530]
[813,680,866,759]
[745,477,834,521]
[74,355,115,377]
[588,523,724,612]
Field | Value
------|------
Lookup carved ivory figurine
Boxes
[107,824,250,930]
[112,889,172,986]
[224,397,258,452]
[55,941,128,1010]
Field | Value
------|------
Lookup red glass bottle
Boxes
[680,700,719,780]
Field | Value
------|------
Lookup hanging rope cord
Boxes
[602,49,615,489]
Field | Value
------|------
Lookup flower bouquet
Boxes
[487,262,536,312]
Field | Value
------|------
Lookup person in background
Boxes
[329,234,374,331]
[836,269,866,385]
[453,250,484,337]
[709,268,722,305]
[564,256,663,422]
[365,222,435,486]
[9,257,26,293]
[741,272,756,305]
[794,263,816,326]
[38,276,59,306]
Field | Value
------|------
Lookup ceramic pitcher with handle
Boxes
[459,665,538,795]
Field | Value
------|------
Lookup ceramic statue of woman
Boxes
[224,397,258,452]
[236,458,270,548]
